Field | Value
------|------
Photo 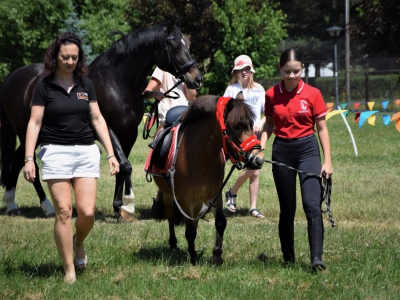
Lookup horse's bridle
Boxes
[164,35,197,79]
[216,97,261,165]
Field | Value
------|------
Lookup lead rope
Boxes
[264,158,336,228]
[168,128,243,221]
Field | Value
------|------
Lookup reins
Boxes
[263,158,336,227]
[169,129,244,221]
[142,80,183,140]
[166,97,261,221]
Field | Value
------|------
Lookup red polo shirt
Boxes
[265,79,327,139]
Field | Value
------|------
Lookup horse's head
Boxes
[159,19,203,90]
[218,93,264,170]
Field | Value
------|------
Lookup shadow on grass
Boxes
[134,246,193,265]
[2,261,62,278]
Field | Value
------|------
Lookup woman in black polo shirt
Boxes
[24,32,119,284]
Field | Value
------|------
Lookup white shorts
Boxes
[39,144,101,180]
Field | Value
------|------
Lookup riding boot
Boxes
[279,213,295,265]
[307,215,326,271]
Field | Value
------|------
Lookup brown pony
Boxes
[150,93,264,265]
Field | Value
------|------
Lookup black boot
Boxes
[279,213,295,265]
[308,215,326,271]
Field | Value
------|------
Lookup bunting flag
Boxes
[382,115,391,125]
[396,119,400,132]
[340,103,347,109]
[354,111,361,123]
[391,112,400,121]
[396,99,400,106]
[326,102,334,109]
[326,110,348,121]
[367,102,375,111]
[367,115,376,126]
[382,100,389,110]
[358,110,379,128]
[354,102,360,110]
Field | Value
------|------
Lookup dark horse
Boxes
[150,94,264,265]
[0,19,202,219]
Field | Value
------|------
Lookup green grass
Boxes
[1,112,400,299]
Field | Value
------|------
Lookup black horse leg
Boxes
[185,218,199,265]
[108,128,134,219]
[212,205,227,265]
[168,218,178,250]
[4,145,54,217]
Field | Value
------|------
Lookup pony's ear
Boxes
[235,91,244,101]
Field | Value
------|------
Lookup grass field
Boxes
[1,111,400,299]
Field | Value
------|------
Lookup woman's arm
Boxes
[24,106,45,182]
[254,116,266,135]
[316,117,333,179]
[89,102,120,175]
[260,117,274,150]
[142,77,164,101]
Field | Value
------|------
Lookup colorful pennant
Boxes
[326,110,348,121]
[358,111,379,128]
[367,102,375,111]
[382,100,389,110]
[382,115,391,125]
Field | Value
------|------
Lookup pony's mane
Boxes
[91,23,181,66]
[181,95,255,130]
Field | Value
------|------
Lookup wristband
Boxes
[24,157,34,163]
[106,154,115,160]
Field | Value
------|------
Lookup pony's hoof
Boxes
[120,209,135,223]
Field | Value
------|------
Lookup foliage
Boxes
[126,0,287,95]
[58,2,96,63]
[1,115,400,299]
[350,0,400,56]
[0,0,72,81]
[73,0,132,56]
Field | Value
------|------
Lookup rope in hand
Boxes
[264,158,336,228]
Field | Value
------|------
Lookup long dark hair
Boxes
[44,32,87,77]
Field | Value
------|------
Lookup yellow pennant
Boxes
[367,101,375,110]
[326,110,348,121]
[367,115,376,126]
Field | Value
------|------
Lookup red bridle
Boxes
[216,97,261,163]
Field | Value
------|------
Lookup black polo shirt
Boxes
[32,73,97,145]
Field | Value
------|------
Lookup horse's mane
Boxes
[91,23,182,66]
[181,94,255,130]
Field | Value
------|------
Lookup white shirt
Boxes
[223,82,265,123]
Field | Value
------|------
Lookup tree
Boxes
[350,0,400,56]
[73,0,132,56]
[126,0,287,94]
[0,0,72,81]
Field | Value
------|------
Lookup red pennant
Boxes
[354,102,360,110]
[354,112,361,123]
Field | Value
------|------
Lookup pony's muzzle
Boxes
[244,153,264,170]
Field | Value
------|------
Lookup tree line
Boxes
[0,0,398,95]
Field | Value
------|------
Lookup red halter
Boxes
[216,97,261,163]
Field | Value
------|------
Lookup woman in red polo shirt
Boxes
[261,48,333,271]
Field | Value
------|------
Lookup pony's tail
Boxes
[0,94,17,188]
[151,190,167,221]
[150,190,184,225]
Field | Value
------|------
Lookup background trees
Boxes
[0,0,398,94]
